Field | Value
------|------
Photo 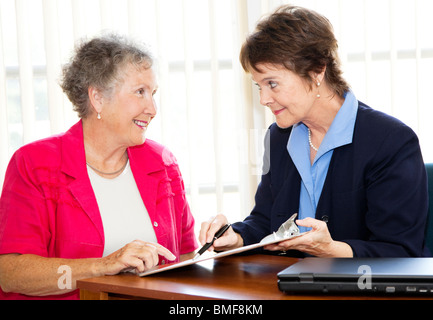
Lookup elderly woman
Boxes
[0,34,198,299]
[199,5,429,258]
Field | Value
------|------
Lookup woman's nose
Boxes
[145,97,157,118]
[259,90,273,107]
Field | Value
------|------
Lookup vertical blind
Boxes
[0,0,261,229]
[0,0,432,228]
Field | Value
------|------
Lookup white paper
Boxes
[137,233,304,277]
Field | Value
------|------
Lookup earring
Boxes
[315,79,321,98]
[97,113,101,120]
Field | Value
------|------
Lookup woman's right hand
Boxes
[198,214,244,252]
[101,240,176,275]
[0,240,176,297]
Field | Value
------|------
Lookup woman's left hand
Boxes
[264,218,353,257]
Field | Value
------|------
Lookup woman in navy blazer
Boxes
[199,5,429,257]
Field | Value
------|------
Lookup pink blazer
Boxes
[0,121,198,299]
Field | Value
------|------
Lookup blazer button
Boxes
[321,215,329,223]
[154,222,158,227]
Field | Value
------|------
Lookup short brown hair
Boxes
[240,5,349,97]
[60,33,154,118]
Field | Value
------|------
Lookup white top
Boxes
[87,160,157,257]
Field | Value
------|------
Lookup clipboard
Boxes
[138,213,304,277]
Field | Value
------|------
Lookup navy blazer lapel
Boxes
[272,160,301,232]
[315,151,335,226]
[269,125,301,232]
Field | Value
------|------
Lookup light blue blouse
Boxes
[287,91,358,233]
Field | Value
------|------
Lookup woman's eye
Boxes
[253,81,276,90]
[269,81,277,89]
[137,89,145,95]
[254,82,262,91]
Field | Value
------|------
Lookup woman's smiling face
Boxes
[100,64,158,147]
[251,63,318,129]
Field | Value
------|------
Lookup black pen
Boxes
[193,224,231,261]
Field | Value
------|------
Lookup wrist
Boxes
[326,241,353,258]
[91,257,109,277]
[236,233,244,248]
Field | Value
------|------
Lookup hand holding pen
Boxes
[193,224,231,260]
[196,214,245,260]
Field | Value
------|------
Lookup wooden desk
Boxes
[77,254,431,300]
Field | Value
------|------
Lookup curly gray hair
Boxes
[60,33,154,118]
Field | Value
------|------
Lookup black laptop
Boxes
[278,257,433,295]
